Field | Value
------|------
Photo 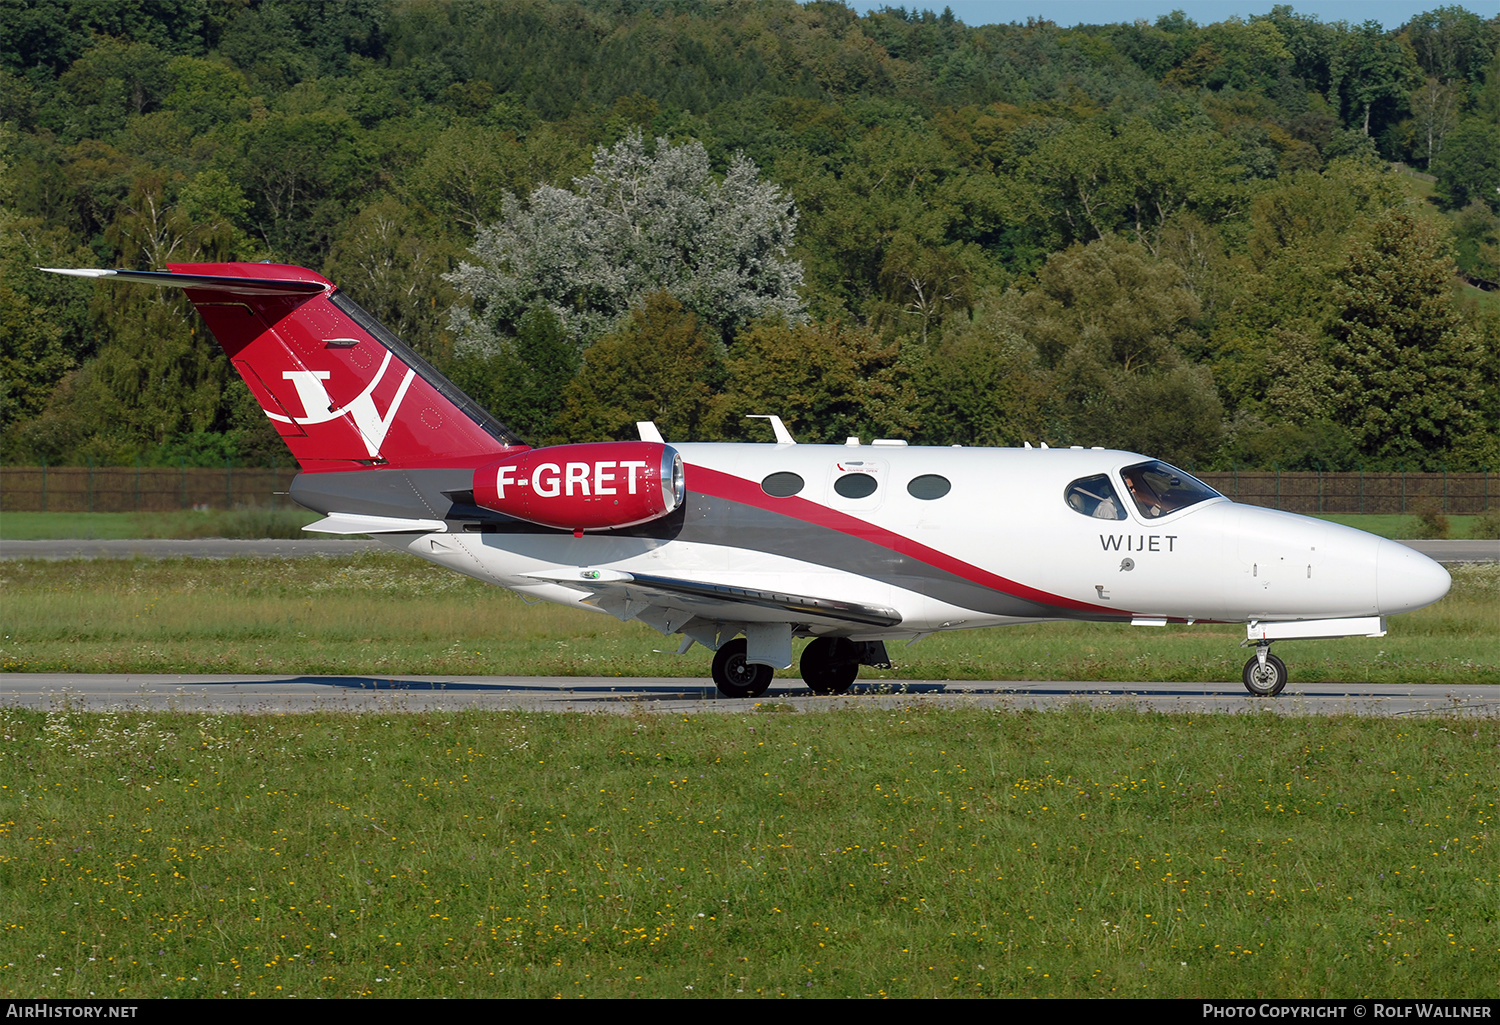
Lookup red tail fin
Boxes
[47,263,524,470]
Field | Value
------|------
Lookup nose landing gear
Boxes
[1242,643,1288,697]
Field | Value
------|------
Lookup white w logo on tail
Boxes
[270,351,417,458]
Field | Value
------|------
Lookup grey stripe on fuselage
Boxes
[289,467,1096,620]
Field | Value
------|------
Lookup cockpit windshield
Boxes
[1119,461,1221,519]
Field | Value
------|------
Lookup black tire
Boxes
[1242,653,1288,697]
[712,639,773,698]
[800,637,859,695]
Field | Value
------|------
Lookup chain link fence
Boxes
[1,464,299,513]
[1193,471,1494,515]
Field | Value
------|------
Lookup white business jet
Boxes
[45,263,1451,698]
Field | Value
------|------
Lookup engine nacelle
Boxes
[472,441,685,531]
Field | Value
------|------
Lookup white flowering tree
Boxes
[446,131,804,351]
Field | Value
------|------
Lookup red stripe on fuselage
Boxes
[686,464,1132,618]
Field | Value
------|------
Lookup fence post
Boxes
[1275,465,1281,511]
[180,456,187,510]
[87,455,94,514]
[134,456,141,512]
[1442,467,1447,514]
[1317,469,1323,514]
[1401,472,1406,515]
[40,460,47,512]
[1359,470,1363,515]
[225,457,232,510]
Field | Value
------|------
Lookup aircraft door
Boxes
[824,458,889,513]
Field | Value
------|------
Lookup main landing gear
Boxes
[709,637,883,698]
[711,639,773,699]
[1242,643,1288,697]
[799,637,859,695]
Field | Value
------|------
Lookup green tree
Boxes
[1452,200,1500,284]
[446,306,580,446]
[1210,159,1404,413]
[230,109,373,264]
[1016,117,1245,253]
[160,54,254,135]
[1327,210,1483,467]
[782,121,1004,330]
[1406,76,1462,168]
[0,124,93,434]
[552,293,725,443]
[0,269,71,434]
[1160,16,1294,92]
[1330,20,1422,138]
[8,289,231,465]
[323,193,459,362]
[408,126,519,235]
[1446,304,1500,470]
[1431,114,1500,212]
[723,319,914,444]
[45,37,174,142]
[999,236,1225,464]
[912,293,1055,447]
[1401,6,1497,86]
[101,166,255,270]
[406,124,587,236]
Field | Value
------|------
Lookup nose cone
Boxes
[1377,540,1451,614]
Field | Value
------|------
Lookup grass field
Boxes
[1,705,1499,998]
[2,551,1498,997]
[1,554,1496,686]
[0,509,321,540]
[1313,514,1493,540]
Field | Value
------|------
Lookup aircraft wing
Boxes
[522,568,903,634]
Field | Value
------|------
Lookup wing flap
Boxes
[522,569,903,629]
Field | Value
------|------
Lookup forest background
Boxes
[1,0,1498,475]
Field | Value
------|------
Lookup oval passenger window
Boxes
[761,471,805,497]
[834,473,878,499]
[906,474,951,500]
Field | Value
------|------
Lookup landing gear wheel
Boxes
[800,637,859,695]
[712,639,773,698]
[1242,653,1288,697]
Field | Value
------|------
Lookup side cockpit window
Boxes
[1119,461,1220,519]
[1065,475,1126,520]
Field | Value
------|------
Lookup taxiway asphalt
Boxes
[4,672,1499,717]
